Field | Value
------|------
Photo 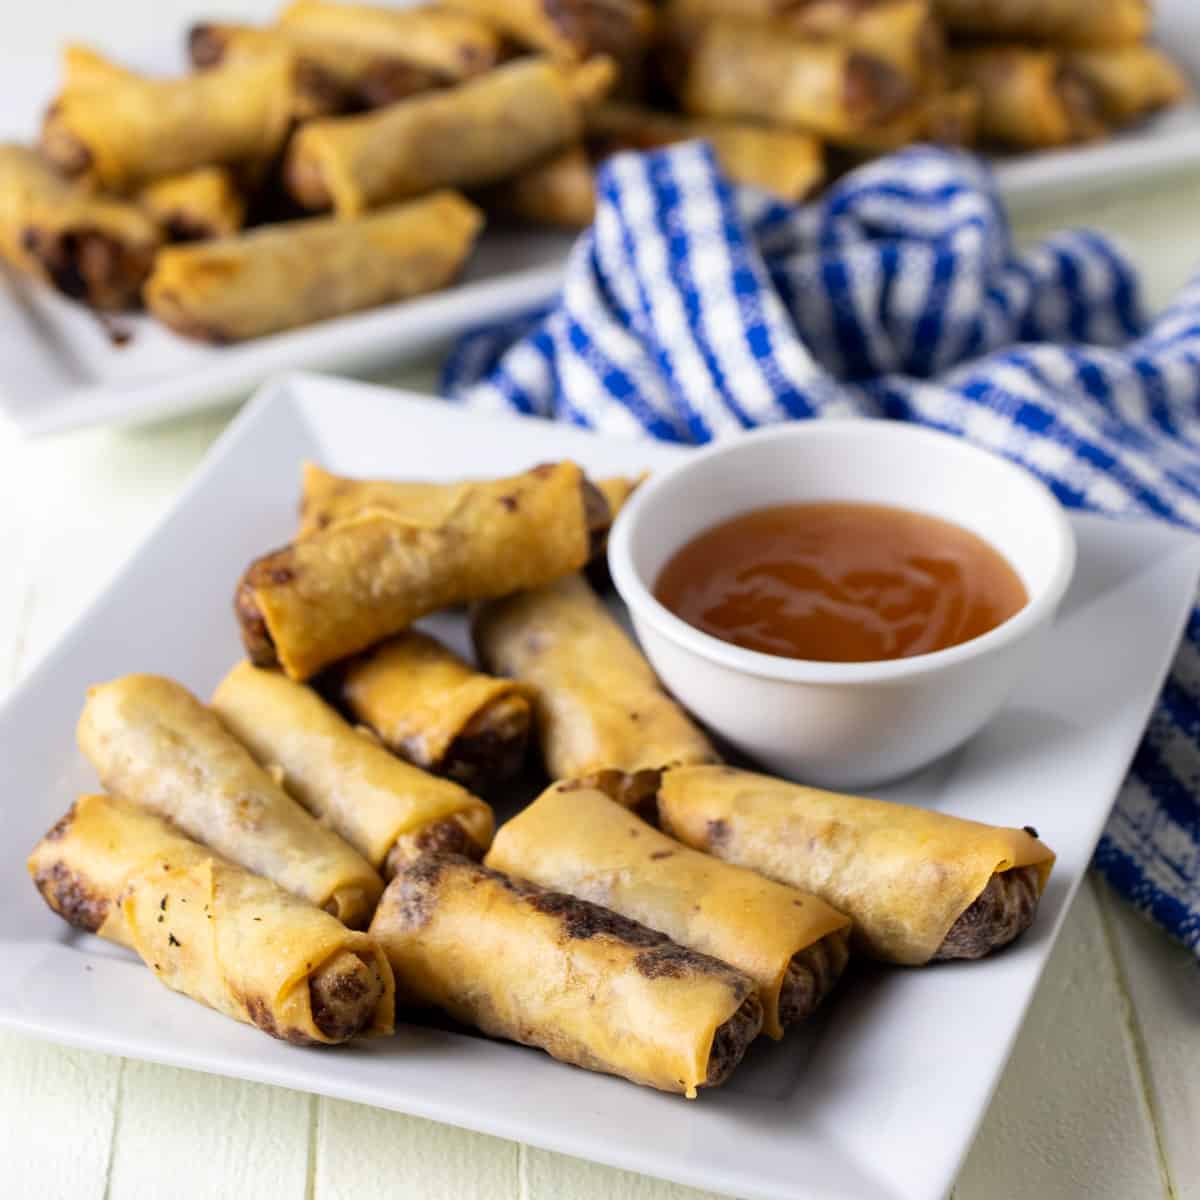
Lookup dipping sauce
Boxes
[654,502,1028,663]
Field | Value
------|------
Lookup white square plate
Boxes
[2,0,1200,437]
[1,374,1198,1200]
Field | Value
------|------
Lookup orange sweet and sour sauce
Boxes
[654,502,1029,664]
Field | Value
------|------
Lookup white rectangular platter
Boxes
[2,0,1200,437]
[0,374,1198,1200]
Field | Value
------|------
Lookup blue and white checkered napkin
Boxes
[443,143,1200,955]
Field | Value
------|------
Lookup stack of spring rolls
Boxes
[32,456,1059,1094]
[2,1,1187,341]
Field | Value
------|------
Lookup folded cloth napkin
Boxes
[443,144,1200,955]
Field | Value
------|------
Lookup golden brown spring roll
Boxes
[588,104,827,200]
[144,190,482,342]
[77,674,383,928]
[0,144,161,310]
[934,0,1149,47]
[665,0,942,79]
[278,0,502,80]
[481,146,600,228]
[473,575,717,805]
[669,18,915,144]
[212,660,495,876]
[444,0,654,62]
[41,50,299,191]
[371,854,762,1094]
[137,167,246,242]
[658,766,1056,965]
[187,22,452,113]
[837,86,979,155]
[285,56,616,217]
[237,462,610,681]
[339,633,532,790]
[949,46,1107,148]
[29,794,394,1044]
[1063,46,1189,128]
[487,780,850,1038]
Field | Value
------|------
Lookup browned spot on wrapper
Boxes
[706,818,730,848]
[34,863,109,933]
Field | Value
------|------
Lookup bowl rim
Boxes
[607,419,1078,685]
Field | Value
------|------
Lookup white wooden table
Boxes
[4,6,1200,1197]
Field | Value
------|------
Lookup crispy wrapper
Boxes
[0,144,161,310]
[339,633,532,789]
[1063,46,1189,127]
[949,46,1106,148]
[657,766,1056,966]
[473,574,717,789]
[837,86,979,154]
[670,18,915,143]
[41,50,299,191]
[237,461,607,681]
[187,22,451,113]
[665,0,942,79]
[588,103,826,200]
[933,0,1149,47]
[278,0,501,80]
[285,56,616,216]
[481,145,600,228]
[212,660,494,877]
[77,674,383,928]
[138,167,246,242]
[487,781,850,1038]
[144,190,482,342]
[29,794,394,1044]
[371,854,762,1095]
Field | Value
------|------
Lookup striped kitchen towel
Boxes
[443,143,1200,955]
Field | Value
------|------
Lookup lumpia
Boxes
[0,144,161,310]
[29,794,394,1043]
[138,167,246,242]
[669,18,915,143]
[1063,46,1189,127]
[77,674,383,928]
[949,46,1106,148]
[339,633,532,789]
[473,574,718,805]
[144,190,482,342]
[657,765,1056,965]
[41,50,299,191]
[188,22,450,113]
[370,854,762,1094]
[285,56,616,216]
[278,0,501,80]
[487,780,850,1038]
[481,146,600,228]
[237,462,610,680]
[212,660,495,876]
[933,0,1149,47]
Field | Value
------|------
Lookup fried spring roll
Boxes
[29,794,394,1044]
[285,56,616,216]
[670,19,915,143]
[278,0,501,80]
[0,144,161,310]
[137,167,246,242]
[482,146,600,228]
[144,190,482,342]
[837,86,979,154]
[444,0,654,63]
[665,0,942,79]
[41,50,299,191]
[187,22,451,113]
[588,104,827,200]
[339,633,532,789]
[934,0,1149,47]
[77,674,383,928]
[487,781,850,1038]
[949,46,1106,148]
[371,854,763,1094]
[1063,46,1189,127]
[473,575,717,805]
[212,661,495,876]
[657,766,1056,965]
[237,462,610,680]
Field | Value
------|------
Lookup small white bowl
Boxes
[608,420,1076,790]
